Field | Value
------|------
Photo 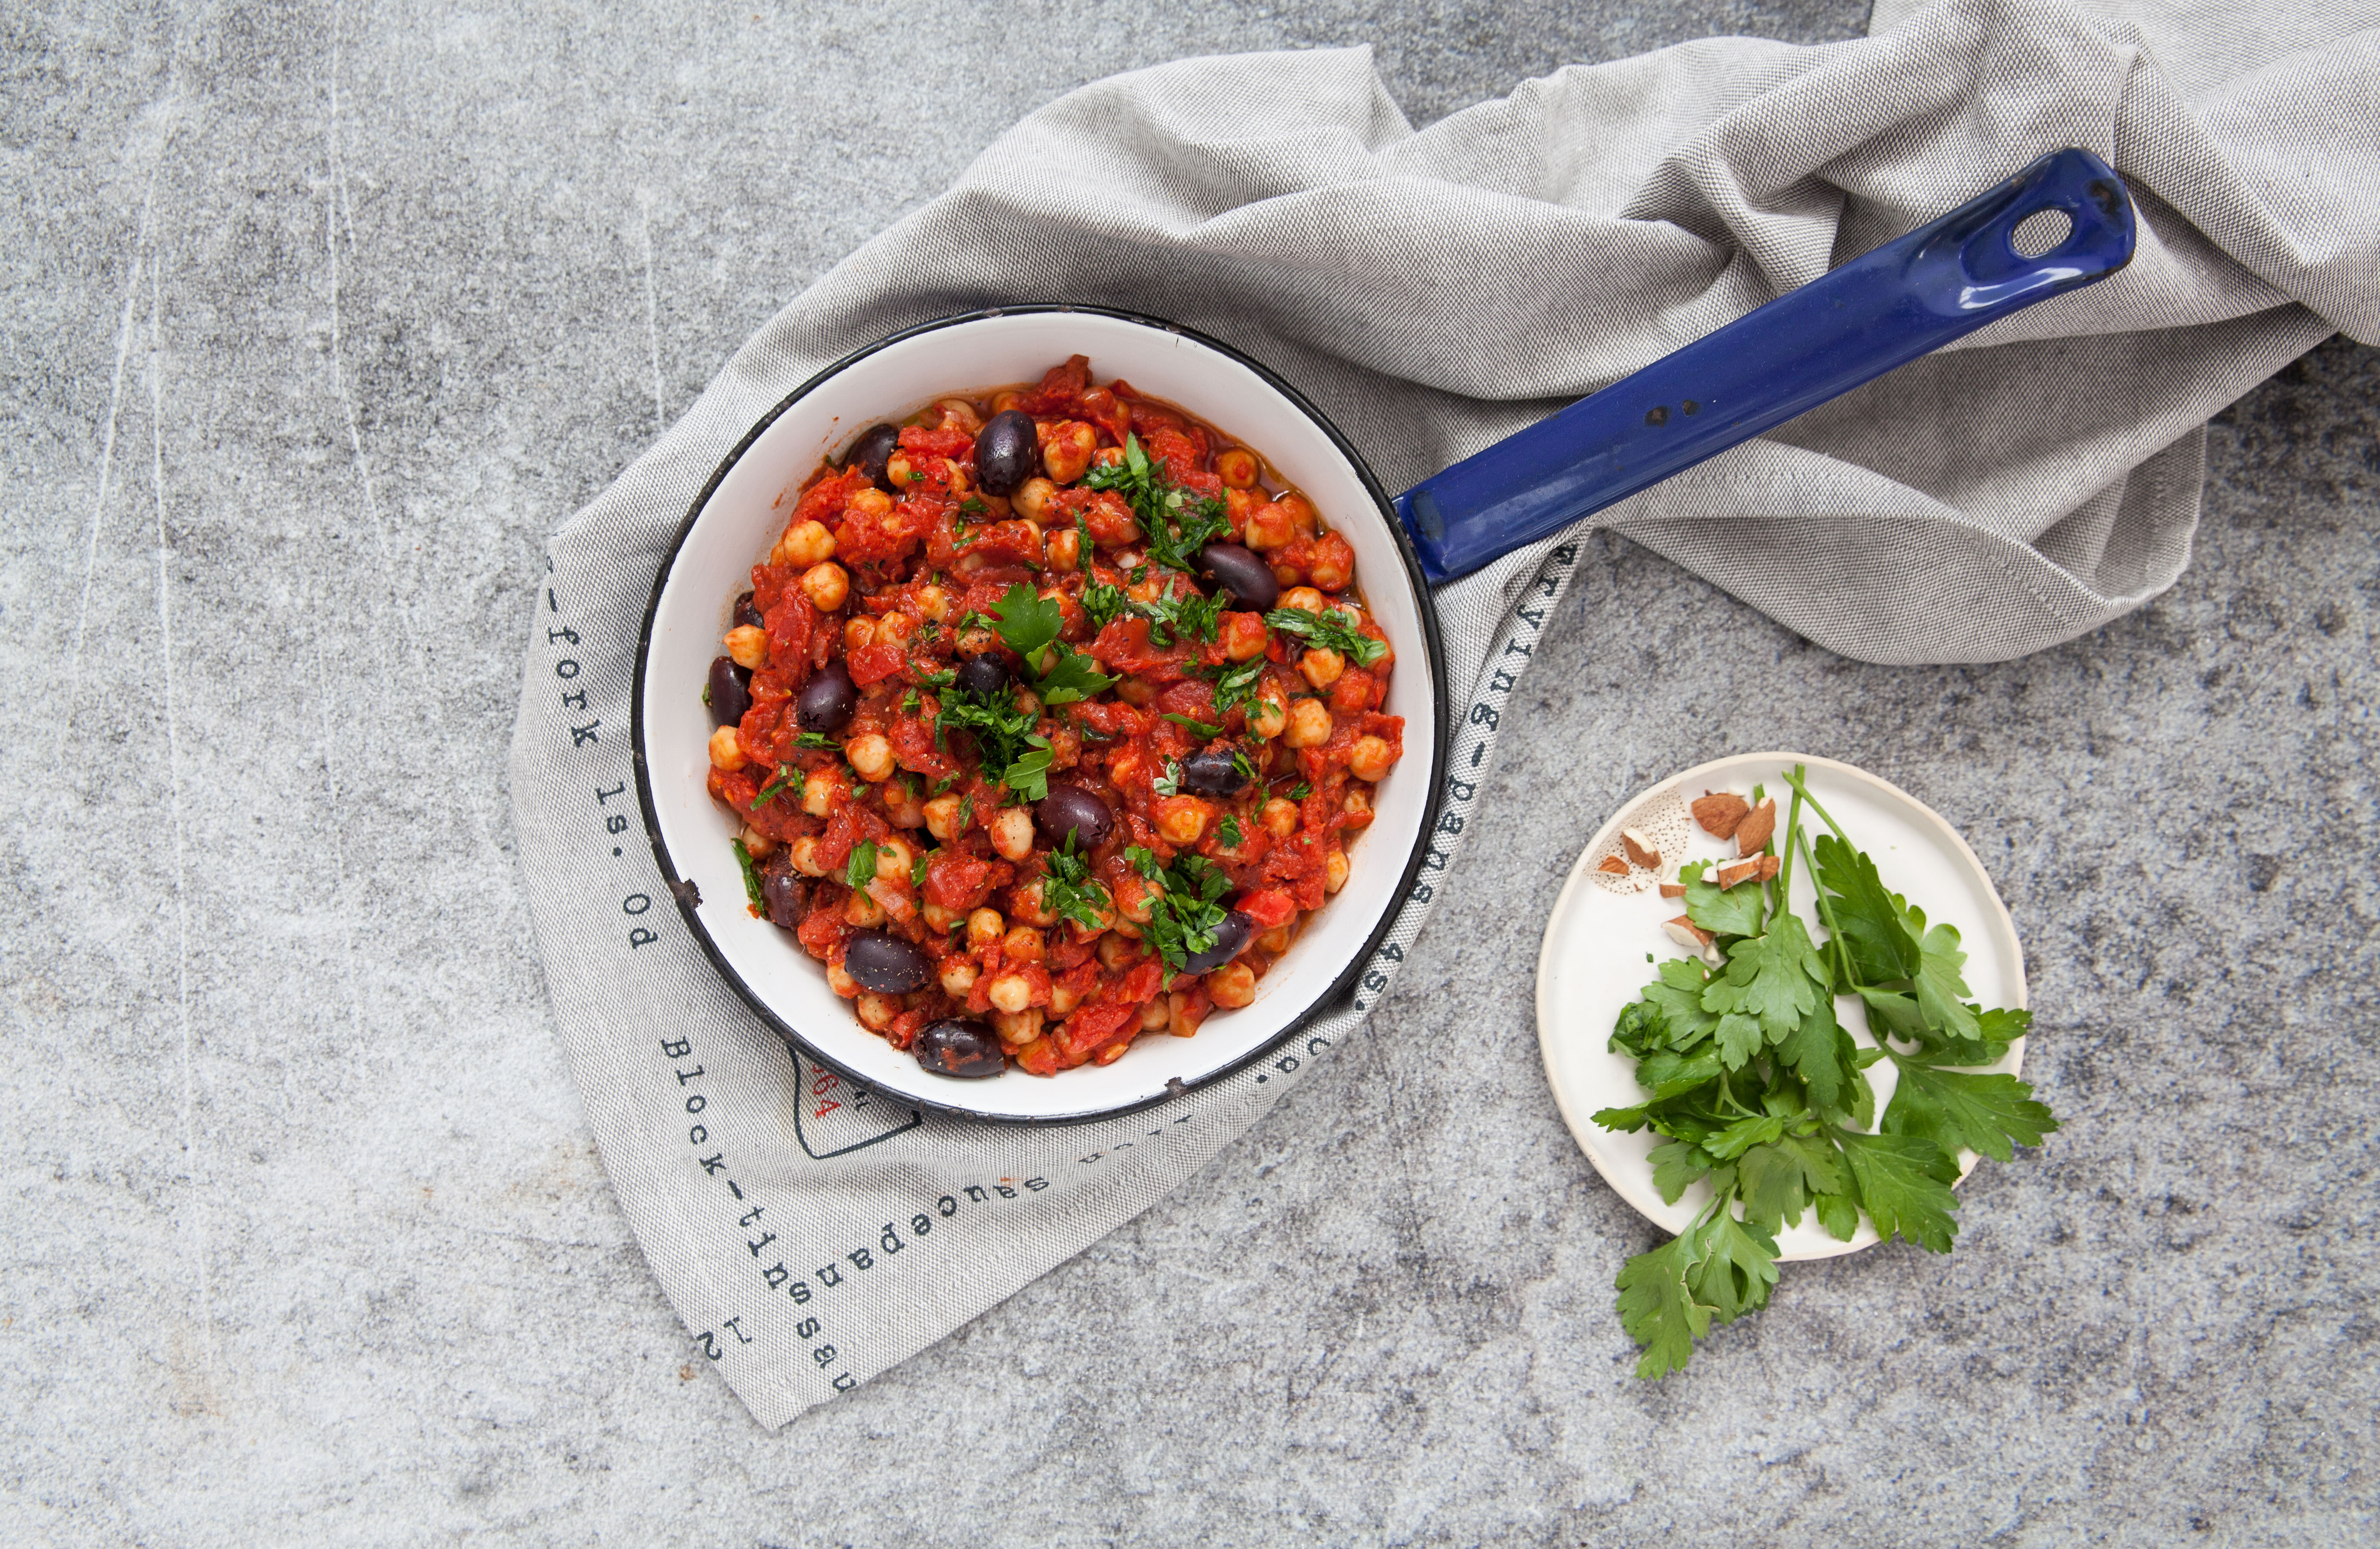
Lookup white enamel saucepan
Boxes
[634,151,2134,1124]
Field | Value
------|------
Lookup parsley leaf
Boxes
[1034,650,1111,708]
[1701,912,1830,1051]
[1163,712,1222,738]
[1614,1231,1716,1381]
[1152,758,1182,798]
[1217,814,1243,848]
[1836,1130,1961,1252]
[1002,742,1054,802]
[1687,1206,1781,1324]
[753,763,806,809]
[1881,1061,2059,1164]
[795,730,839,750]
[843,840,879,890]
[910,853,930,888]
[1810,833,1921,984]
[732,838,765,913]
[1287,781,1311,801]
[1265,605,1387,667]
[1081,580,1130,629]
[988,580,1112,706]
[1125,846,1234,972]
[1210,655,1266,716]
[1131,587,1225,648]
[1681,859,1763,939]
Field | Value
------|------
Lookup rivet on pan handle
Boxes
[1397,147,2138,585]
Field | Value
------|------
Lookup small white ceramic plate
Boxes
[1535,752,2027,1260]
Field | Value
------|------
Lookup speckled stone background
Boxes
[5,0,2374,1543]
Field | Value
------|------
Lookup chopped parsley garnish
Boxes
[959,495,987,514]
[1038,835,1111,932]
[900,688,920,713]
[1125,846,1235,972]
[1209,655,1266,716]
[1132,587,1225,648]
[1152,758,1183,797]
[1084,433,1230,576]
[987,581,1114,708]
[910,853,930,888]
[956,795,975,833]
[1287,781,1312,801]
[1265,605,1387,667]
[1230,748,1263,786]
[1162,713,1223,739]
[732,838,766,913]
[843,840,879,890]
[753,763,806,809]
[1081,580,1130,629]
[1003,744,1055,802]
[1218,814,1243,848]
[796,730,839,750]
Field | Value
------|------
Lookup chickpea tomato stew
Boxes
[703,355,1405,1080]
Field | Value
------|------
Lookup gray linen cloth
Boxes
[507,0,2379,1424]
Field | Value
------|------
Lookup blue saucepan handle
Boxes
[1395,147,2137,584]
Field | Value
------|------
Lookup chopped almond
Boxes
[1621,827,1662,869]
[1758,853,1782,880]
[1661,916,1713,949]
[1715,858,1762,890]
[1658,882,1686,899]
[1734,798,1778,856]
[1691,791,1751,839]
[1596,855,1630,876]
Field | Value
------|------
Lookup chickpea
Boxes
[723,624,768,670]
[1243,501,1296,551]
[1206,962,1258,1009]
[1013,687,1042,719]
[1308,532,1354,591]
[1348,735,1394,783]
[1281,586,1325,615]
[1249,683,1289,741]
[1284,698,1334,750]
[844,616,877,654]
[967,908,1005,949]
[935,398,984,434]
[991,1007,1044,1044]
[801,561,850,612]
[1108,917,1143,940]
[991,390,1026,413]
[987,973,1035,1015]
[1325,847,1351,894]
[1261,798,1299,838]
[922,901,960,933]
[989,805,1035,862]
[1300,646,1345,690]
[1215,448,1260,488]
[913,583,951,622]
[845,733,896,783]
[1272,491,1320,538]
[1139,999,1172,1032]
[846,486,894,522]
[855,992,898,1031]
[1039,421,1097,484]
[875,610,917,649]
[707,725,748,771]
[939,959,979,996]
[1222,612,1268,661]
[1256,924,1294,955]
[1045,527,1081,570]
[1098,932,1141,971]
[735,826,774,861]
[1154,796,1214,846]
[1050,979,1083,1016]
[1166,990,1204,1038]
[774,519,837,567]
[787,835,828,877]
[845,888,887,927]
[1011,476,1056,524]
[1341,787,1373,820]
[801,771,845,817]
[940,457,975,498]
[874,837,915,882]
[1115,874,1160,924]
[1002,925,1046,962]
[885,450,913,485]
[1092,446,1127,469]
[1114,676,1156,708]
[956,624,999,656]
[923,793,965,843]
[826,962,859,997]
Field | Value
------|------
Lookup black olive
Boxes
[757,850,808,930]
[707,655,752,727]
[914,1018,1006,1079]
[843,422,900,488]
[794,659,858,733]
[973,409,1041,495]
[843,929,930,994]
[1180,910,1256,975]
[1179,747,1249,797]
[953,655,1011,697]
[733,589,765,630]
[1035,785,1115,851]
[1199,542,1279,613]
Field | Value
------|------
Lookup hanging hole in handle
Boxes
[2011,208,2074,259]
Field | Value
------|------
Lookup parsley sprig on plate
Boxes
[1084,433,1230,575]
[1597,764,2058,1379]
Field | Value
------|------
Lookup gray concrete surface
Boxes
[5,1,2374,1544]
